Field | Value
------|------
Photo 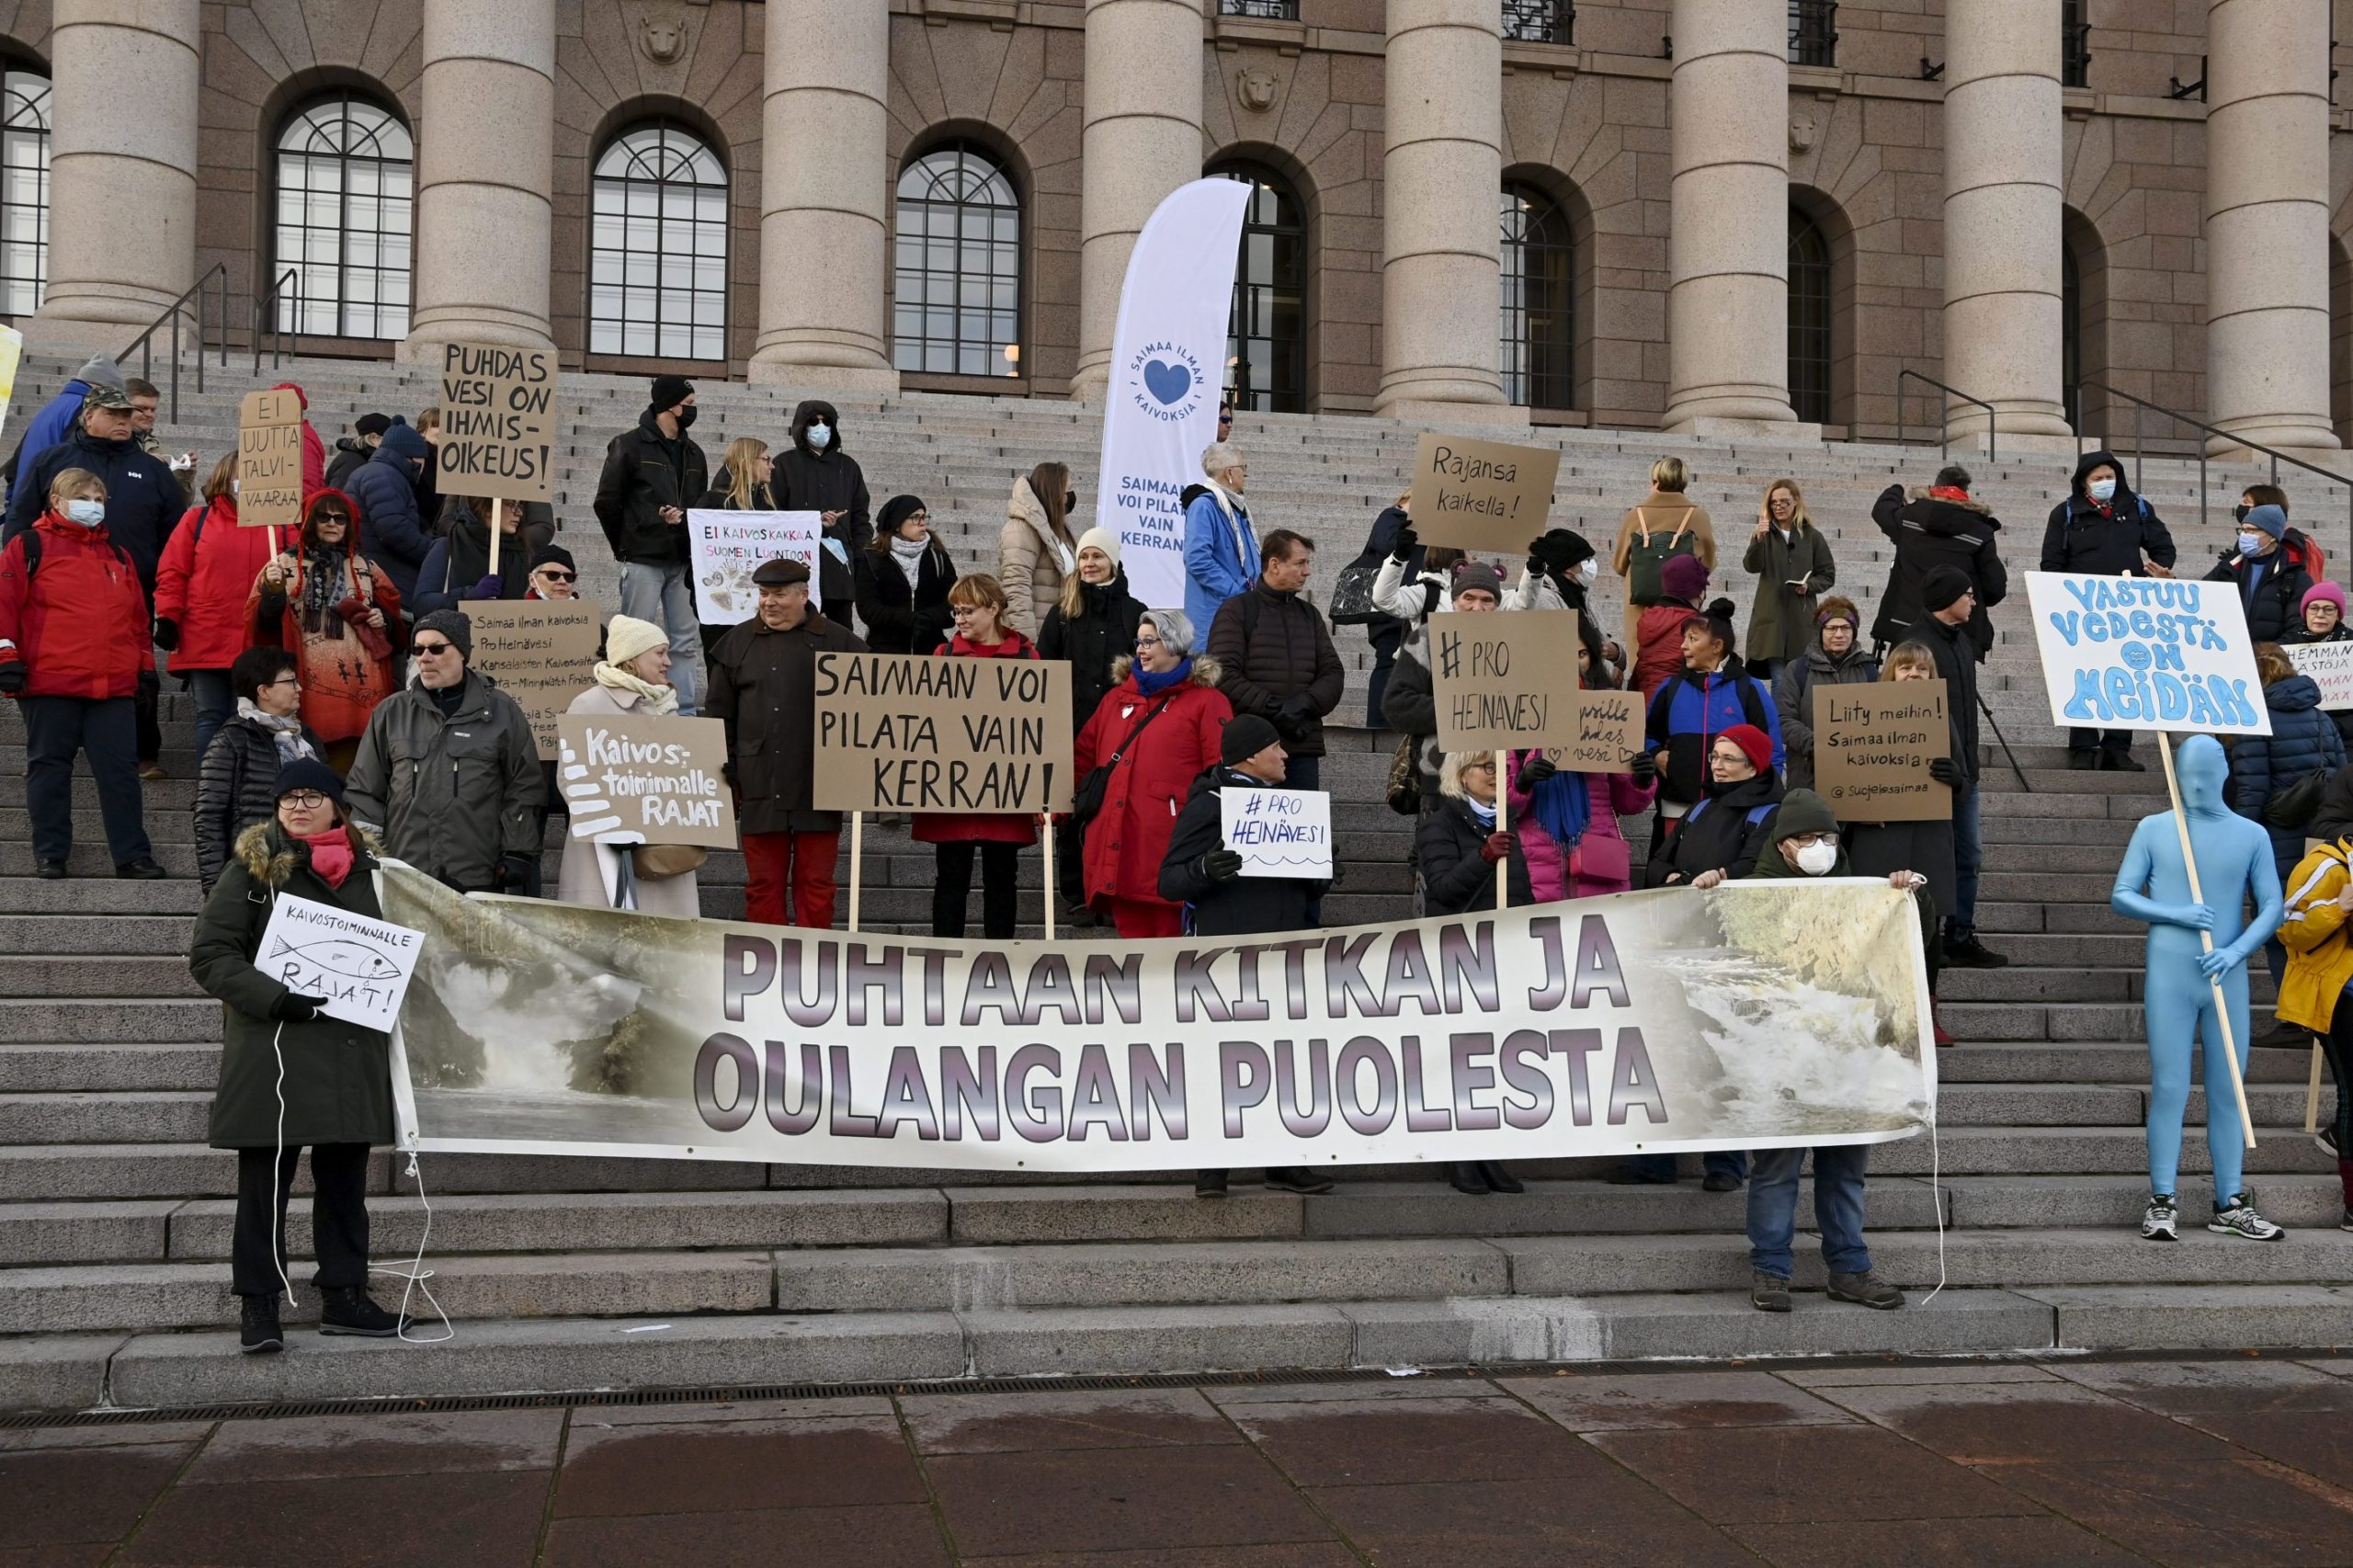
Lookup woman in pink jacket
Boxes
[1506,751,1656,901]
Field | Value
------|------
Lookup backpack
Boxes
[17,527,131,582]
[1624,507,1699,605]
[2286,530,2328,586]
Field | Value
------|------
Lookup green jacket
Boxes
[345,670,543,890]
[191,822,394,1150]
[1742,521,1838,665]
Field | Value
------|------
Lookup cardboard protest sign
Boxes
[463,599,602,761]
[2283,641,2353,712]
[1406,432,1562,554]
[1539,689,1647,774]
[1813,680,1951,823]
[813,652,1073,813]
[437,342,557,504]
[1220,787,1333,879]
[2025,572,2269,736]
[685,509,823,623]
[557,712,736,848]
[256,893,424,1034]
[1431,610,1584,753]
[236,388,304,530]
[0,324,25,449]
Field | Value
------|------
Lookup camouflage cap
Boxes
[81,383,134,413]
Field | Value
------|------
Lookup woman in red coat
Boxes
[1074,608,1232,937]
[244,490,404,771]
[914,574,1040,939]
[153,454,282,767]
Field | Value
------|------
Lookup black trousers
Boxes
[2068,727,2132,757]
[21,695,150,864]
[232,1142,371,1299]
[2325,993,2353,1156]
[934,840,1020,939]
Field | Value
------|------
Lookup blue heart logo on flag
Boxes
[1142,358,1193,406]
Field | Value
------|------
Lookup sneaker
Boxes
[2313,1125,2338,1159]
[32,859,64,881]
[2340,1205,2352,1233]
[2141,1195,2179,1241]
[114,858,167,881]
[136,762,166,781]
[239,1294,283,1355]
[2100,752,2146,773]
[2068,751,2097,771]
[2209,1196,2287,1241]
[1193,1169,1229,1199]
[1701,1170,1743,1193]
[318,1286,400,1336]
[1265,1166,1336,1196]
[1750,1272,1791,1312]
[2255,1020,2314,1050]
[1827,1270,1905,1309]
[1941,935,2009,969]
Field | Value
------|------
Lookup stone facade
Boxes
[6,0,2352,451]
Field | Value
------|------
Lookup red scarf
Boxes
[302,825,354,889]
[1929,484,1970,504]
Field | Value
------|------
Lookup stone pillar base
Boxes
[1064,365,1109,404]
[747,358,900,394]
[2203,432,2346,467]
[15,317,144,358]
[1664,415,1823,444]
[1374,397,1529,429]
[1942,429,2087,458]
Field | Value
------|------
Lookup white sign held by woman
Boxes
[685,510,822,623]
[255,893,425,1033]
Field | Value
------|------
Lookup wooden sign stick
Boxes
[1042,814,1058,940]
[488,495,503,581]
[2156,733,2258,1150]
[2307,1041,2325,1137]
[1495,748,1509,912]
[847,811,863,934]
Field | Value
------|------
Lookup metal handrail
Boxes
[251,268,300,377]
[116,262,230,423]
[1893,369,1996,461]
[2075,379,2353,556]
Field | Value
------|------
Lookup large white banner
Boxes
[381,868,1935,1171]
[2024,571,2269,736]
[1092,178,1253,613]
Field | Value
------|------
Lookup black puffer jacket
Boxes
[1643,772,1784,888]
[1870,484,2006,657]
[1416,793,1532,915]
[1158,767,1325,936]
[592,411,707,566]
[2040,449,2176,579]
[193,712,326,892]
[770,401,870,608]
[1206,581,1345,757]
[1039,574,1147,734]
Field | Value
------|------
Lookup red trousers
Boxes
[1108,896,1184,938]
[742,829,840,928]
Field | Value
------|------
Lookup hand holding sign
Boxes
[1407,432,1562,554]
[438,343,557,504]
[813,652,1074,813]
[237,390,304,531]
[1220,787,1333,878]
[1430,610,1585,752]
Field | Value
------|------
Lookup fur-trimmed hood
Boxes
[233,819,383,886]
[1904,485,1995,517]
[1108,653,1222,687]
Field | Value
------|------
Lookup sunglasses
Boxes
[535,569,575,583]
[414,641,456,655]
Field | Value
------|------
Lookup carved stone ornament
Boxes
[642,12,687,63]
[1236,65,1279,114]
[1789,113,1817,153]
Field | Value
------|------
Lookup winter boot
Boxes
[318,1286,400,1336]
[239,1294,284,1354]
[1749,1272,1790,1312]
[1826,1270,1904,1309]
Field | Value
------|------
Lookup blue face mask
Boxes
[807,423,832,450]
[63,499,104,528]
[2087,478,2117,502]
[2238,533,2265,558]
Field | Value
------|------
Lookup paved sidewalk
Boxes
[6,1355,2353,1564]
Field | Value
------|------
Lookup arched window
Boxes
[0,67,47,317]
[1500,185,1574,410]
[1788,207,1832,425]
[1211,163,1304,414]
[590,123,728,360]
[2062,240,2083,431]
[274,92,412,339]
[893,142,1021,378]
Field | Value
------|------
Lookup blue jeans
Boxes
[187,668,233,767]
[1746,1143,1872,1279]
[1625,1150,1747,1184]
[619,561,700,715]
[1950,783,1983,937]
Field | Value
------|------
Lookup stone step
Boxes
[0,915,196,956]
[0,1043,220,1094]
[0,1000,220,1045]
[0,1091,213,1144]
[0,877,199,915]
[1939,1040,2323,1085]
[0,809,195,846]
[1871,1124,2336,1178]
[0,843,199,880]
[0,956,203,998]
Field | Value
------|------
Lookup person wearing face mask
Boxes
[1740,479,1836,682]
[2040,450,2177,769]
[772,400,870,628]
[1000,461,1084,640]
[0,469,165,879]
[854,494,959,657]
[1842,642,1957,1046]
[340,419,435,605]
[1773,596,1879,790]
[1732,788,1920,1313]
[2207,503,2317,646]
[153,452,282,766]
[1518,527,1622,676]
[594,376,709,716]
[247,490,403,772]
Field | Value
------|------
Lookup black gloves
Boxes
[136,670,158,698]
[1203,848,1245,882]
[1516,754,1557,790]
[1928,756,1960,785]
[495,853,540,895]
[1627,750,1658,782]
[1272,693,1318,740]
[0,661,25,696]
[270,991,327,1023]
[152,618,180,653]
[1390,522,1418,563]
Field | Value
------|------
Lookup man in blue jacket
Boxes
[1181,441,1256,639]
[342,421,435,603]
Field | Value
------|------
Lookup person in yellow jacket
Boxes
[2275,836,2353,1230]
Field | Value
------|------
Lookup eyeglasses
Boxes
[280,791,332,809]
[414,641,455,656]
[263,676,301,690]
[535,569,575,583]
[1784,831,1838,849]
[1135,634,1162,648]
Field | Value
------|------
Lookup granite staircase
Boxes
[0,352,2347,1412]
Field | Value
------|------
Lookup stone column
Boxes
[1373,0,1518,424]
[1941,0,2072,445]
[2204,0,2340,454]
[1072,0,1205,398]
[749,0,896,389]
[399,0,555,360]
[1662,0,1798,434]
[28,0,200,347]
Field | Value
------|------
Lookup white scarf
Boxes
[592,663,680,716]
[235,697,316,765]
[1199,477,1256,567]
[891,533,927,591]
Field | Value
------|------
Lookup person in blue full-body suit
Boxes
[2109,734,2288,1243]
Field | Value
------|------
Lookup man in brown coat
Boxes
[706,558,868,926]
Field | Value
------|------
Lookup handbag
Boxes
[1328,557,1385,626]
[1072,690,1179,827]
[1386,733,1422,816]
[2265,767,2330,831]
[1566,832,1631,888]
[632,843,708,880]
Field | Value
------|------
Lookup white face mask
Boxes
[806,423,832,450]
[1794,841,1839,876]
[63,498,104,528]
[2087,477,2117,502]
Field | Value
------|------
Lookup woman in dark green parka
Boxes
[190,757,402,1353]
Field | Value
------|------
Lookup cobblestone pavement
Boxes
[6,1355,2353,1564]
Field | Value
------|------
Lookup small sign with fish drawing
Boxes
[254,894,426,1034]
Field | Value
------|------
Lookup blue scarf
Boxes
[1529,765,1592,847]
[1133,656,1192,696]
